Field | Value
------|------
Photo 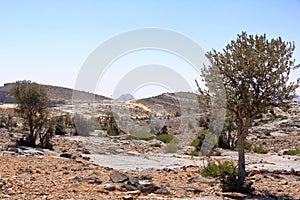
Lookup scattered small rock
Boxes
[222,192,247,199]
[110,173,129,183]
[122,195,133,200]
[82,149,91,154]
[128,176,139,186]
[172,187,203,193]
[153,187,171,195]
[104,184,116,191]
[69,176,102,184]
[82,156,90,161]
[60,153,72,159]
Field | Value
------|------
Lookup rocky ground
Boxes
[0,102,299,199]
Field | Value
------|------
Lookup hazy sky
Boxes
[0,0,299,97]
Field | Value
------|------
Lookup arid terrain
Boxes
[0,84,300,200]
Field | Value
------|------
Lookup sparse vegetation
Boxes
[191,150,200,156]
[201,32,300,185]
[244,141,252,151]
[189,131,202,147]
[283,148,300,155]
[215,151,222,156]
[151,143,161,147]
[10,80,52,148]
[129,130,155,140]
[104,112,123,136]
[156,134,175,143]
[253,145,268,154]
[201,161,237,178]
[264,130,271,136]
[218,115,237,150]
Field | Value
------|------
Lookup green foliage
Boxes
[100,112,122,136]
[218,114,237,150]
[201,31,300,185]
[264,130,271,136]
[190,138,199,147]
[253,145,268,154]
[189,131,201,147]
[151,143,161,147]
[0,113,16,130]
[277,115,288,120]
[202,161,237,178]
[100,125,109,131]
[191,150,200,156]
[10,80,50,147]
[270,115,276,121]
[283,148,300,155]
[129,130,155,140]
[215,151,222,156]
[156,134,175,143]
[244,141,252,151]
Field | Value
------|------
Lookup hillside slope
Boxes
[0,82,110,104]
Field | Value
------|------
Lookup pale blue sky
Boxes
[0,0,299,97]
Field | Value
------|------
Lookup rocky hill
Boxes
[0,82,110,105]
[131,92,201,116]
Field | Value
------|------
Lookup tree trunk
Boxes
[237,133,246,185]
[27,115,36,147]
[237,116,251,186]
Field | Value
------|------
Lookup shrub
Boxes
[263,130,271,136]
[151,143,161,147]
[215,151,222,156]
[202,161,237,177]
[244,141,252,151]
[100,126,109,131]
[190,131,202,147]
[190,129,219,152]
[283,148,300,155]
[156,134,175,143]
[10,80,50,147]
[129,130,155,140]
[271,115,276,121]
[253,145,268,154]
[218,116,237,150]
[190,138,199,147]
[191,150,200,156]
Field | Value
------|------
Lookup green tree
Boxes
[202,32,299,186]
[10,80,50,147]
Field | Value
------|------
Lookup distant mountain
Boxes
[117,93,135,101]
[0,82,110,105]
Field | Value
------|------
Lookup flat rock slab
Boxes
[88,154,204,170]
[222,151,300,172]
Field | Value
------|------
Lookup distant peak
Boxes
[117,93,135,101]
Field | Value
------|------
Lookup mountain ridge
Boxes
[0,82,110,104]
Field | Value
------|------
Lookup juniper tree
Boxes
[202,32,299,186]
[10,80,50,147]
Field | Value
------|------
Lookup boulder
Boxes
[110,173,129,183]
